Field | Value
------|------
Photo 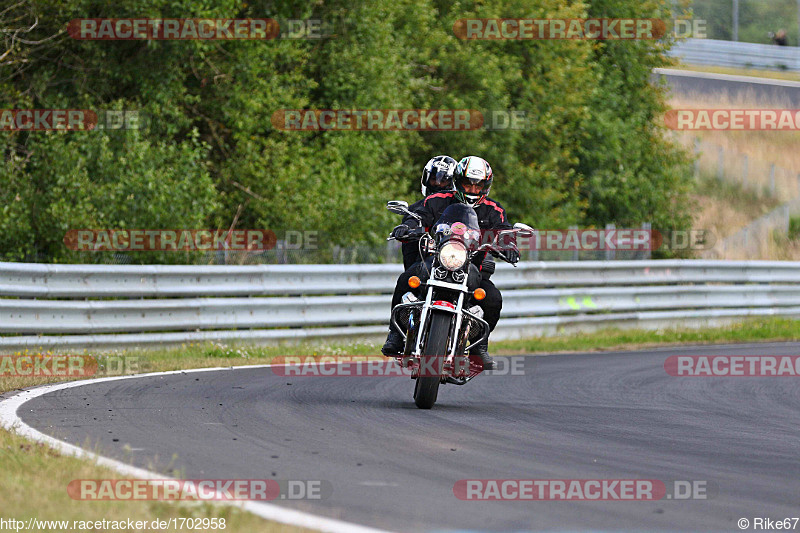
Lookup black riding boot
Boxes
[469,339,496,370]
[381,327,404,356]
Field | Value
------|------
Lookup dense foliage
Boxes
[1,0,692,263]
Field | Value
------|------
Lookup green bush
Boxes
[789,216,800,240]
[1,0,693,263]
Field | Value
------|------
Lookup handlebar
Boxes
[386,228,427,242]
[477,227,529,267]
[387,225,529,266]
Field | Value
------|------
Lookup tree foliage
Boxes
[0,0,692,263]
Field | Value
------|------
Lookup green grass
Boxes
[694,172,782,212]
[790,216,800,241]
[0,430,316,533]
[6,317,800,394]
[495,317,800,354]
[675,64,800,82]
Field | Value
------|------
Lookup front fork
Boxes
[392,284,490,380]
[409,289,470,381]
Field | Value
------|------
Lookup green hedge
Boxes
[1,0,692,263]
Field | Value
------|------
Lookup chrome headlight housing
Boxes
[438,241,467,271]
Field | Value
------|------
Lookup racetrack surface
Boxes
[17,342,800,532]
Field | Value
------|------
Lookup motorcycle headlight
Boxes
[439,241,467,271]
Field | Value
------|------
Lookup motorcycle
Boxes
[386,200,534,409]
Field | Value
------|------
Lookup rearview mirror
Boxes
[387,200,408,210]
[513,222,535,238]
[386,200,421,221]
[386,200,409,216]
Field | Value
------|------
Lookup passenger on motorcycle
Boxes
[400,155,457,269]
[382,156,520,369]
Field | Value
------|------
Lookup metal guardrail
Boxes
[6,260,800,297]
[2,260,800,350]
[668,38,800,71]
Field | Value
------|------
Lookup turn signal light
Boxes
[408,276,421,289]
[474,288,486,300]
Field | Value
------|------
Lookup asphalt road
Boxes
[18,342,800,532]
[655,68,800,105]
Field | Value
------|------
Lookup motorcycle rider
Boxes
[382,156,520,370]
[401,155,457,269]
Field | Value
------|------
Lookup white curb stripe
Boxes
[0,365,392,533]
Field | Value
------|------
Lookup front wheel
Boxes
[414,310,451,409]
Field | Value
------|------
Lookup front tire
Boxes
[414,310,451,409]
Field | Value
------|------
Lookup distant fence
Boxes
[679,137,800,258]
[688,138,800,203]
[2,260,800,350]
[706,198,800,259]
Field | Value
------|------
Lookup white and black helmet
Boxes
[453,156,492,206]
[421,155,456,197]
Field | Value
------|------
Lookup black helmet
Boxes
[421,155,456,197]
[453,156,492,206]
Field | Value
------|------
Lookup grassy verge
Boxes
[5,318,800,394]
[0,352,326,531]
[689,173,784,251]
[2,317,799,529]
[674,64,800,82]
[494,317,800,354]
[0,428,314,532]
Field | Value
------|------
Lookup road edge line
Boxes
[0,365,392,533]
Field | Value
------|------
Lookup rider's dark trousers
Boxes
[390,261,502,333]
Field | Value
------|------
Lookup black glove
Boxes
[391,224,423,241]
[504,246,520,264]
[480,255,496,278]
[390,224,411,240]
